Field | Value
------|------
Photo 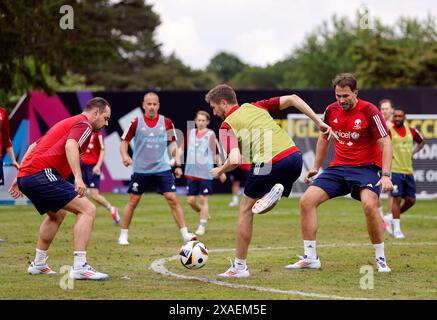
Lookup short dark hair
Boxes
[394,108,406,115]
[378,99,394,108]
[205,84,238,105]
[85,97,110,113]
[332,73,358,91]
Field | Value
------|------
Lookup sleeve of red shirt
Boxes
[68,122,92,148]
[367,105,389,139]
[411,128,424,144]
[121,117,138,142]
[323,106,332,125]
[219,122,239,155]
[1,109,13,149]
[252,97,281,113]
[165,117,177,143]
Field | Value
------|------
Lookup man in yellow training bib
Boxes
[205,84,333,278]
[385,109,425,239]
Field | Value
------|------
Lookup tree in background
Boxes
[0,0,213,110]
[228,9,437,90]
[206,52,247,83]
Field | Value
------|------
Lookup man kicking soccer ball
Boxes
[206,84,333,278]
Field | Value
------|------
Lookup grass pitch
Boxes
[0,194,436,300]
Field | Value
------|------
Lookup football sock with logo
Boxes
[73,251,87,270]
[199,219,207,228]
[373,243,385,260]
[304,240,317,260]
[35,248,48,265]
[234,257,247,270]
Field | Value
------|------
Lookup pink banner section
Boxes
[24,91,123,192]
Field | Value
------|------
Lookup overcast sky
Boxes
[148,0,437,69]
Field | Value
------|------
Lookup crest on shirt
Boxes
[353,119,362,130]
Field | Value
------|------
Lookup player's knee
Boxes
[187,197,196,206]
[83,202,97,219]
[406,196,416,206]
[300,194,315,212]
[361,201,377,216]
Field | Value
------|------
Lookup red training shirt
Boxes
[18,114,92,179]
[81,131,104,165]
[324,99,388,167]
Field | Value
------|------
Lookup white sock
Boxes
[35,248,48,265]
[373,243,385,260]
[180,227,189,240]
[119,229,129,240]
[304,240,317,260]
[106,204,112,212]
[235,257,247,270]
[386,213,393,220]
[232,195,238,203]
[199,219,207,228]
[393,219,401,232]
[73,251,87,270]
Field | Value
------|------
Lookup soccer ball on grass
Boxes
[179,240,208,269]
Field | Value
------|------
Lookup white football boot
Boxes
[375,257,391,273]
[69,263,109,280]
[284,255,321,269]
[218,259,250,278]
[252,184,284,214]
[28,257,57,275]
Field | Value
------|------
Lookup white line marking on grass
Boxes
[150,242,437,300]
[403,215,437,220]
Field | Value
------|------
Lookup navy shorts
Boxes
[186,179,213,196]
[229,168,249,185]
[311,164,381,201]
[128,170,176,195]
[244,151,303,199]
[0,158,4,186]
[391,173,416,198]
[17,169,78,215]
[81,163,101,189]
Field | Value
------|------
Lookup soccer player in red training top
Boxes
[118,92,196,245]
[206,84,334,278]
[80,131,120,224]
[384,109,425,239]
[9,97,111,280]
[286,73,394,273]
